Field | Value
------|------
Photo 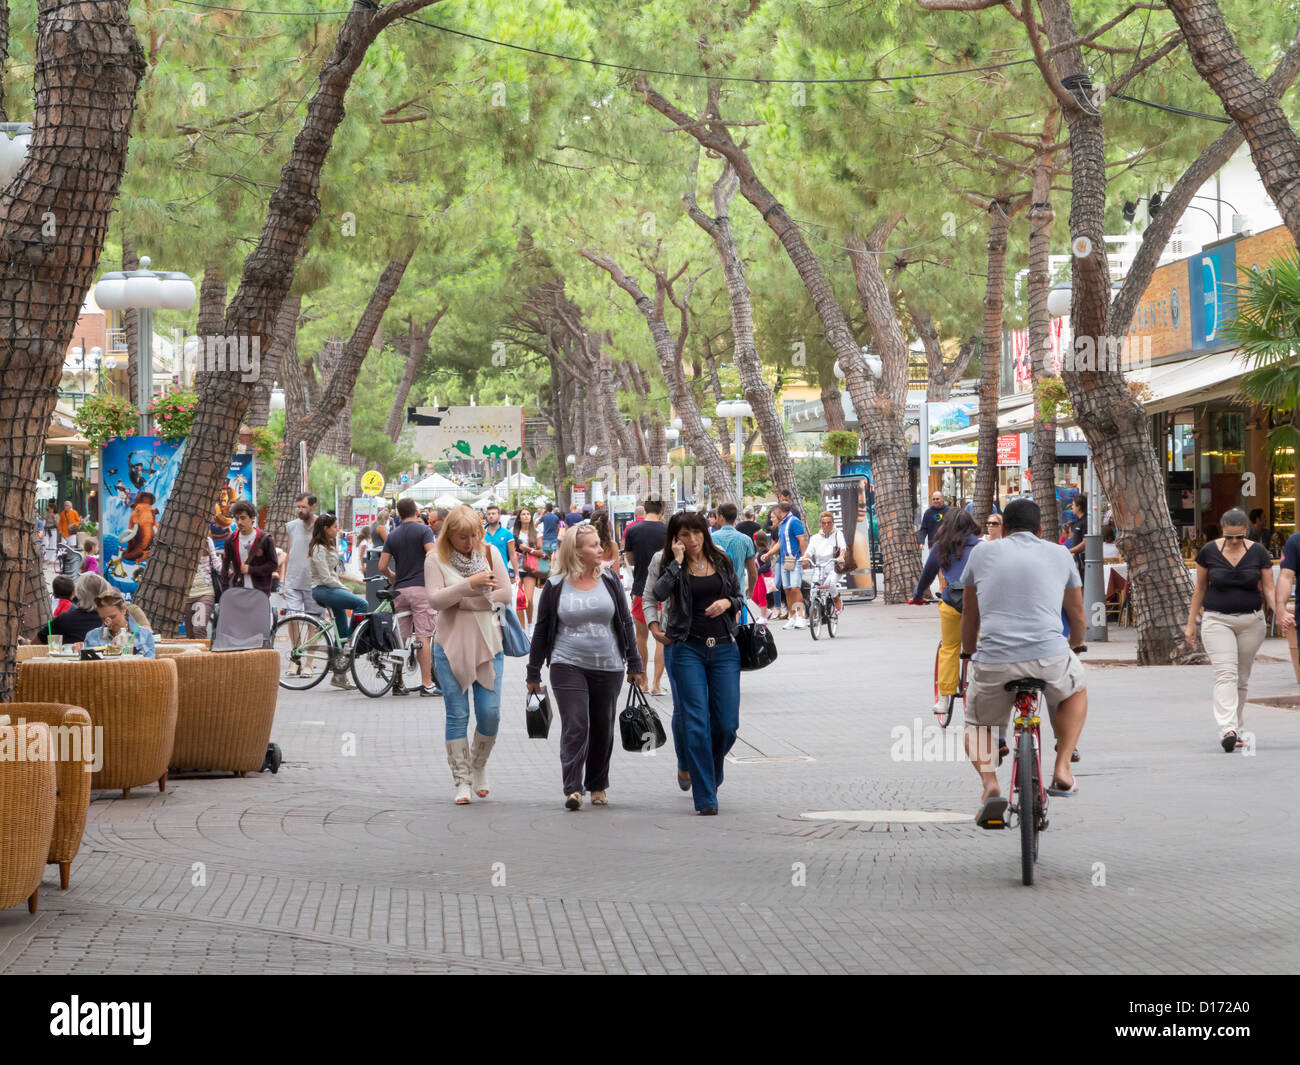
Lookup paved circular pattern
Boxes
[800,809,972,823]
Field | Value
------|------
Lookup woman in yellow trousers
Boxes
[911,511,983,718]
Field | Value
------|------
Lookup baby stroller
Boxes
[54,543,83,577]
[209,586,282,773]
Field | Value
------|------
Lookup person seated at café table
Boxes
[41,572,111,644]
[84,590,156,658]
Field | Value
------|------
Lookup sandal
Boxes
[1047,777,1078,797]
[1221,731,1237,753]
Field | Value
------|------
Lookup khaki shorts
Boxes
[284,585,323,615]
[394,586,436,640]
[965,653,1085,730]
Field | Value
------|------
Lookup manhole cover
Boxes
[729,755,815,764]
[800,809,970,823]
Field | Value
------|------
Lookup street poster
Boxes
[821,474,877,599]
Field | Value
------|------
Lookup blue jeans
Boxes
[312,585,367,638]
[664,638,741,811]
[663,644,688,773]
[434,644,503,741]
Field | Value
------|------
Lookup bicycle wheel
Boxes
[271,615,331,691]
[826,599,838,638]
[808,594,821,639]
[1018,728,1037,886]
[349,618,398,698]
[932,643,953,728]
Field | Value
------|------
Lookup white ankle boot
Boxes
[470,731,497,798]
[446,739,472,804]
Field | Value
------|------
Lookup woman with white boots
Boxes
[426,506,513,804]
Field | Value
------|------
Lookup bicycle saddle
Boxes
[375,588,399,602]
[1003,677,1047,693]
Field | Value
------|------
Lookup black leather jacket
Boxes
[651,553,744,643]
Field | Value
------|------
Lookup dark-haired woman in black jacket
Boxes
[527,523,645,810]
[652,510,744,816]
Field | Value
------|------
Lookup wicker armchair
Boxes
[16,657,178,799]
[170,649,279,775]
[0,720,56,914]
[17,644,49,662]
[5,703,94,889]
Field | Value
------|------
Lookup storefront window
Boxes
[1199,410,1245,533]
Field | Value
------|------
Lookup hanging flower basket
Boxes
[74,394,139,449]
[148,391,197,442]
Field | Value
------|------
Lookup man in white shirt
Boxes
[800,511,846,611]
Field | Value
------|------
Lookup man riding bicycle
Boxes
[800,511,846,612]
[959,498,1088,827]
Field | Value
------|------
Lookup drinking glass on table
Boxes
[48,635,63,652]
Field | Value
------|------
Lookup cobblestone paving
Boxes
[3,604,1298,973]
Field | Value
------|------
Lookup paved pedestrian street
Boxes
[3,604,1298,975]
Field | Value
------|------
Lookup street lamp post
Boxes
[716,399,753,503]
[1046,286,1107,643]
[93,255,197,436]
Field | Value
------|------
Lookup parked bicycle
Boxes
[271,576,422,696]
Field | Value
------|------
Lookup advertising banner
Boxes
[1188,241,1238,350]
[101,439,253,596]
[353,497,378,538]
[997,434,1026,466]
[408,405,524,464]
[821,474,877,599]
[927,399,979,466]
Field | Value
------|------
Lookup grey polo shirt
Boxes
[285,518,313,590]
[962,531,1081,664]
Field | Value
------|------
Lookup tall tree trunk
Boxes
[1027,111,1061,541]
[0,0,8,121]
[701,336,733,458]
[1167,0,1300,241]
[637,79,915,597]
[266,254,411,543]
[578,249,737,505]
[133,0,443,633]
[0,0,144,699]
[820,378,848,432]
[973,199,1014,523]
[1037,0,1195,663]
[846,218,924,603]
[122,240,141,406]
[246,292,297,429]
[913,306,976,403]
[685,160,798,510]
[22,536,51,641]
[385,309,444,442]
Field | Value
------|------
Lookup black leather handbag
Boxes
[735,609,778,672]
[619,683,667,752]
[525,687,552,739]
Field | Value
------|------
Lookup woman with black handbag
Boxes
[527,522,645,811]
[652,511,744,816]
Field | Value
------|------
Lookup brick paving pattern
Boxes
[3,604,1298,973]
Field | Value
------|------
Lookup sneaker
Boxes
[756,616,769,626]
[329,673,353,690]
[1221,731,1237,753]
[931,698,948,716]
[783,619,796,630]
[391,682,410,697]
[793,618,808,629]
[420,685,442,697]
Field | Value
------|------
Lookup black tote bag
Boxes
[619,682,667,752]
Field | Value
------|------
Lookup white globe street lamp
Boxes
[716,399,753,501]
[94,255,197,435]
[1046,283,1072,318]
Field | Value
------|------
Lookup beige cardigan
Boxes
[425,546,513,693]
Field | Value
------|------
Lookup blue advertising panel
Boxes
[1187,242,1237,350]
[101,438,255,596]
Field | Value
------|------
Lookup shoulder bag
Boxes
[619,682,667,752]
[496,601,531,657]
[735,602,778,671]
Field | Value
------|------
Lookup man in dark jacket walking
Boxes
[221,500,278,595]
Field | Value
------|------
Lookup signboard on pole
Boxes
[997,433,1026,466]
[821,473,877,600]
[571,484,587,507]
[360,470,385,497]
[353,497,378,538]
